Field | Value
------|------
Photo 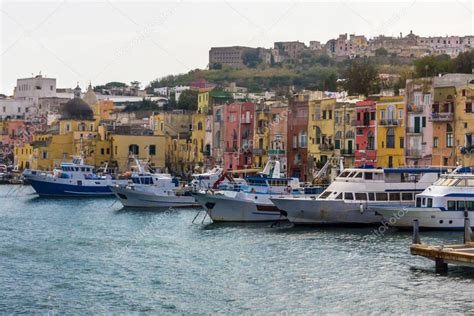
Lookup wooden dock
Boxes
[410,218,474,274]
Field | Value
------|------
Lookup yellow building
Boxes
[308,98,336,170]
[376,96,405,168]
[455,85,474,167]
[190,90,210,167]
[253,103,270,168]
[334,101,357,167]
[20,88,165,173]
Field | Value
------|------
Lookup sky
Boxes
[1,0,473,95]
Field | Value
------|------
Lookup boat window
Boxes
[344,192,354,200]
[389,193,400,201]
[457,201,465,210]
[319,191,332,199]
[364,173,373,180]
[401,192,413,201]
[81,167,85,172]
[467,201,474,211]
[416,198,421,207]
[355,193,367,200]
[376,193,388,201]
[339,171,351,178]
[335,193,343,200]
[427,198,433,207]
[368,192,375,201]
[132,177,140,184]
[422,198,426,205]
[447,200,456,211]
[75,167,79,171]
[355,173,363,178]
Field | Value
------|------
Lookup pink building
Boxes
[354,100,377,167]
[223,102,255,171]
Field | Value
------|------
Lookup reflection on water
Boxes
[0,185,473,314]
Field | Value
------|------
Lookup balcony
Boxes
[252,148,266,156]
[406,127,422,135]
[429,112,453,122]
[241,118,251,124]
[406,149,422,158]
[407,105,423,113]
[339,149,354,156]
[379,119,402,126]
[267,149,286,155]
[353,120,370,127]
[319,143,334,151]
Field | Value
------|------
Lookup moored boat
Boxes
[23,156,127,197]
[270,167,448,226]
[193,160,321,222]
[371,167,474,229]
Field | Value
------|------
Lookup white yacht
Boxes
[23,156,128,197]
[372,168,474,229]
[270,167,447,226]
[188,167,228,191]
[193,160,316,222]
[110,159,198,208]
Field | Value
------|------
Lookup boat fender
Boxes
[359,204,364,214]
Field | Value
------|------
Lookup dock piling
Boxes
[412,219,420,244]
[464,217,473,243]
[435,258,448,274]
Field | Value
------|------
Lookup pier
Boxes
[411,218,474,274]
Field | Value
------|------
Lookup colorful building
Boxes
[404,78,434,166]
[354,100,377,167]
[267,100,288,172]
[308,98,336,173]
[253,102,270,168]
[455,85,474,167]
[431,86,456,166]
[334,100,357,167]
[223,102,255,171]
[287,94,309,181]
[376,96,405,168]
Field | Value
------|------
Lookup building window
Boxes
[315,127,321,145]
[101,148,105,155]
[399,137,404,149]
[433,137,439,148]
[197,122,203,130]
[386,128,395,148]
[149,145,156,156]
[42,151,48,159]
[446,124,453,148]
[129,144,139,156]
[299,131,307,148]
[367,131,375,150]
[466,103,472,113]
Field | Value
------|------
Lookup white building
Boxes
[0,98,35,119]
[14,74,57,105]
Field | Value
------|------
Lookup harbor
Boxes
[1,184,474,314]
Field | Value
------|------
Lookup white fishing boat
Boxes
[188,167,227,190]
[110,158,198,208]
[372,167,474,230]
[193,160,319,222]
[270,167,448,226]
[23,156,128,197]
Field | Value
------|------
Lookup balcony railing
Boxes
[267,149,285,155]
[252,148,266,155]
[406,149,422,158]
[379,119,402,126]
[429,112,453,121]
[339,149,354,156]
[406,127,422,135]
[353,120,370,127]
[407,105,423,113]
[319,144,334,151]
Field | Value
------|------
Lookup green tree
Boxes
[343,59,378,96]
[375,47,389,57]
[105,81,127,88]
[453,51,474,73]
[242,48,262,68]
[414,54,454,77]
[176,89,198,111]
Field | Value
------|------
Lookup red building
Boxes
[354,100,377,167]
[223,102,255,171]
[287,97,309,181]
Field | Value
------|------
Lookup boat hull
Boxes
[271,197,389,225]
[25,176,127,197]
[373,206,474,230]
[193,192,287,222]
[111,186,199,208]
